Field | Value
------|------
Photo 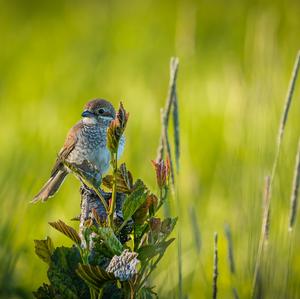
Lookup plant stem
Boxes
[129,281,135,299]
[109,152,118,228]
[115,218,128,234]
[156,186,168,212]
[137,254,164,293]
[288,138,300,230]
[97,288,103,299]
[156,58,179,182]
[90,289,96,299]
[213,232,218,299]
[251,51,300,297]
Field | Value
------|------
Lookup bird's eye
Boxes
[98,108,105,114]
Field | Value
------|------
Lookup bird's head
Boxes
[82,99,116,125]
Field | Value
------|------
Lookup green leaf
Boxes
[133,223,148,251]
[76,264,115,291]
[133,194,158,225]
[137,238,175,262]
[102,163,133,194]
[45,246,89,299]
[122,180,148,221]
[34,236,54,265]
[33,283,56,299]
[97,227,123,255]
[49,220,81,245]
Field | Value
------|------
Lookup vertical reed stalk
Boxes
[232,288,239,299]
[177,228,183,299]
[288,138,300,230]
[224,224,239,299]
[190,206,202,254]
[212,232,218,299]
[252,51,300,297]
[285,138,300,293]
[224,224,235,274]
[172,90,180,172]
[156,57,179,188]
[157,57,182,298]
[263,176,271,241]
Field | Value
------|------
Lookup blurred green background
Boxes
[1,0,300,298]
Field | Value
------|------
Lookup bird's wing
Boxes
[50,121,83,176]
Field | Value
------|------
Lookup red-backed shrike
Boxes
[33,98,124,202]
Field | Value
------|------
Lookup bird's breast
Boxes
[67,125,110,175]
[67,124,125,176]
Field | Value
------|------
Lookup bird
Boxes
[32,98,125,203]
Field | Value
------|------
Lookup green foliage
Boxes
[33,163,176,298]
[137,238,175,263]
[107,102,129,154]
[96,227,123,256]
[33,97,176,298]
[34,236,54,265]
[122,180,148,221]
[133,194,158,224]
[49,220,81,245]
[3,3,300,297]
[76,264,115,291]
[102,163,134,194]
[33,283,56,299]
[33,246,89,299]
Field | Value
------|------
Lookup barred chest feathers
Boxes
[67,123,125,176]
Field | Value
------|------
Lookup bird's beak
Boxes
[81,110,95,118]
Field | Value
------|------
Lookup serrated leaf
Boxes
[49,220,81,245]
[133,194,158,224]
[45,246,89,298]
[137,238,175,262]
[117,163,133,191]
[34,236,54,264]
[33,283,56,299]
[102,163,133,194]
[76,264,115,291]
[97,227,123,255]
[122,180,148,221]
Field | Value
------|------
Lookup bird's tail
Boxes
[31,169,68,203]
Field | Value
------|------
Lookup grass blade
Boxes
[224,224,235,274]
[289,139,300,230]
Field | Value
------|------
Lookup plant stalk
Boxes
[109,152,118,228]
[251,50,300,297]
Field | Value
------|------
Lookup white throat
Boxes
[82,117,98,125]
